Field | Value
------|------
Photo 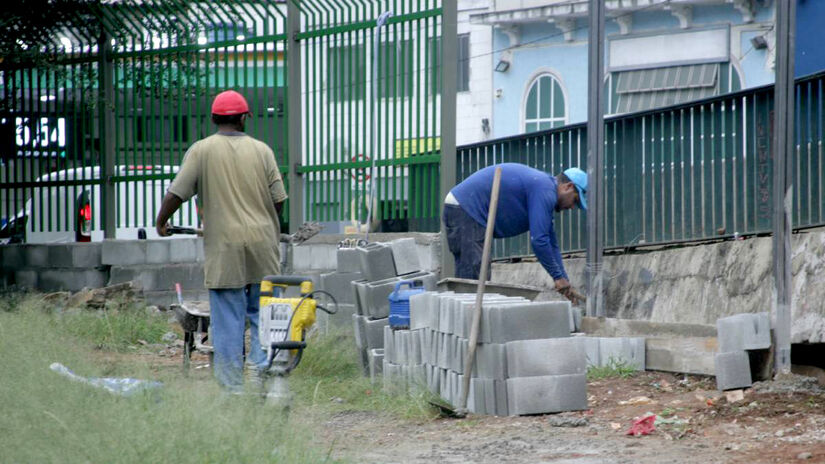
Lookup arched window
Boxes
[524,73,566,133]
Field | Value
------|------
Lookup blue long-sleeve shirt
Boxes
[451,163,568,281]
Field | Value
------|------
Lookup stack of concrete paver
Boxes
[714,312,771,391]
[383,291,589,416]
[351,238,438,376]
[316,247,362,327]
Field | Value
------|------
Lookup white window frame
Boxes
[521,69,568,133]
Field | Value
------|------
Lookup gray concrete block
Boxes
[598,337,646,370]
[368,348,384,383]
[48,243,103,268]
[717,312,771,352]
[357,243,396,282]
[0,245,25,270]
[453,337,468,374]
[506,374,588,415]
[169,238,199,263]
[25,245,50,268]
[473,343,507,379]
[570,305,583,333]
[14,270,38,289]
[410,364,426,388]
[326,304,357,328]
[383,325,395,363]
[390,238,421,275]
[436,333,448,369]
[320,271,362,304]
[362,276,401,319]
[409,329,423,365]
[364,316,388,350]
[395,330,409,366]
[715,351,753,391]
[506,338,586,377]
[482,301,571,344]
[145,240,170,264]
[39,269,108,292]
[353,279,367,316]
[337,247,360,273]
[102,240,146,266]
[357,346,369,376]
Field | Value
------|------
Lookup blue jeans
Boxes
[442,204,489,280]
[209,284,267,391]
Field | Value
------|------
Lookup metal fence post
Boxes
[772,0,797,376]
[586,0,606,317]
[440,0,458,278]
[98,30,116,239]
[287,0,303,233]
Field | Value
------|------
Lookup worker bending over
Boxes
[442,163,587,303]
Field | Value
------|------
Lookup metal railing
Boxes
[457,71,825,259]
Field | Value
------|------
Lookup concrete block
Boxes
[102,240,146,266]
[362,276,401,319]
[357,243,396,282]
[390,238,420,275]
[383,325,395,363]
[506,374,588,415]
[570,305,583,333]
[482,301,571,344]
[337,247,360,273]
[436,333,448,369]
[14,270,38,289]
[145,240,171,264]
[473,343,507,379]
[25,245,50,268]
[48,243,103,268]
[364,316,388,350]
[39,269,108,292]
[353,279,367,316]
[110,264,202,292]
[395,330,409,366]
[598,337,646,371]
[169,238,199,263]
[320,271,362,304]
[383,361,401,392]
[368,348,385,383]
[409,329,423,365]
[410,291,436,330]
[356,346,369,376]
[506,338,586,377]
[0,245,25,270]
[494,379,509,416]
[717,312,771,352]
[453,338,468,374]
[646,337,717,376]
[410,364,426,388]
[715,351,753,391]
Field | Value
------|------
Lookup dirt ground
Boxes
[320,372,825,464]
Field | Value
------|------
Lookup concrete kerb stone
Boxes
[717,312,772,352]
[368,348,385,383]
[582,337,601,367]
[364,317,389,350]
[715,351,753,391]
[390,238,420,275]
[506,338,586,378]
[353,313,365,349]
[353,279,367,315]
[357,242,397,282]
[506,374,588,415]
[383,325,395,363]
[598,337,646,371]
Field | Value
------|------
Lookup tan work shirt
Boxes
[169,132,287,289]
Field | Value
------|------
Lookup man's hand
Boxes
[554,278,580,305]
[156,222,169,237]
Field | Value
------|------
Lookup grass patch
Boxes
[587,357,638,380]
[0,292,346,464]
[289,326,439,421]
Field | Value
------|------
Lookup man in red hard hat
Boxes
[155,90,287,393]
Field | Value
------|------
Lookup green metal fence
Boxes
[295,0,443,232]
[457,71,825,260]
[1,1,289,240]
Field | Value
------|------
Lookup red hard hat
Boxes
[211,90,250,116]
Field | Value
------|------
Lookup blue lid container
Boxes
[388,280,425,329]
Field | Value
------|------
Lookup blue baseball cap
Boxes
[563,167,588,211]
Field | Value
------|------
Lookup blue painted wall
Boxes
[491,3,776,138]
[797,0,825,77]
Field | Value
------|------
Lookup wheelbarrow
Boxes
[171,299,212,374]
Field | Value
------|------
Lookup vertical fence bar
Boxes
[98,31,116,238]
[439,0,457,277]
[288,0,303,232]
[772,0,797,376]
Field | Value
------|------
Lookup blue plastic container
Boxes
[388,280,425,329]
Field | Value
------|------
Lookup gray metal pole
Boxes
[98,31,116,239]
[586,0,606,317]
[772,0,796,376]
[366,11,393,242]
[439,0,458,278]
[287,0,303,233]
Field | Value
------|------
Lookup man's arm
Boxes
[527,191,577,301]
[155,192,184,237]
